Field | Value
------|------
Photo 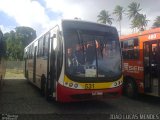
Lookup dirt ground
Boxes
[0,69,160,120]
[4,69,25,79]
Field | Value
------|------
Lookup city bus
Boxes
[120,27,160,98]
[0,30,6,89]
[24,19,123,102]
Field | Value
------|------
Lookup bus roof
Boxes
[120,27,160,40]
[62,19,117,34]
[62,19,115,28]
[25,19,118,49]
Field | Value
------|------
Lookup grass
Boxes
[4,69,25,79]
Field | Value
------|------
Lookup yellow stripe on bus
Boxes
[64,75,123,89]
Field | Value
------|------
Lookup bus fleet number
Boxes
[85,84,95,89]
[148,34,157,40]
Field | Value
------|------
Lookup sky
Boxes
[0,0,159,36]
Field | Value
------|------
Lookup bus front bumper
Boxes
[56,83,122,102]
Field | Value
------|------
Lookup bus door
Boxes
[143,40,160,96]
[48,33,57,97]
[33,46,37,83]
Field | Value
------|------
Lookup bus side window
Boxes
[29,46,31,59]
[122,38,139,60]
[120,41,123,48]
[37,41,40,57]
[133,38,139,59]
[38,37,44,57]
[43,33,50,58]
[32,44,34,58]
[30,46,32,59]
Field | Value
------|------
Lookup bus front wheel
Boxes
[124,79,137,98]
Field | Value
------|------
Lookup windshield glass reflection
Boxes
[65,29,121,82]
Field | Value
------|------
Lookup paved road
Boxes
[0,79,160,120]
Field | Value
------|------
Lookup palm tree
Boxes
[152,16,160,28]
[113,5,125,35]
[127,2,142,20]
[97,10,113,25]
[137,14,149,31]
[127,2,145,32]
[130,18,138,32]
[130,14,149,32]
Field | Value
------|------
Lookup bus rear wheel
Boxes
[124,79,137,98]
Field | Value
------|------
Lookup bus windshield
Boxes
[64,29,121,82]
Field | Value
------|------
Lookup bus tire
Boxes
[123,78,138,98]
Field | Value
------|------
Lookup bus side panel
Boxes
[27,57,47,89]
[123,59,144,93]
[36,58,47,89]
[27,59,33,83]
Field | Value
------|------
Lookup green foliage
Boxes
[97,2,151,33]
[127,2,141,20]
[113,5,125,35]
[113,5,125,22]
[152,16,160,28]
[4,26,36,60]
[97,10,113,25]
[0,30,6,57]
[130,14,149,31]
[15,26,36,46]
[127,2,148,31]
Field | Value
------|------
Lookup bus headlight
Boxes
[69,83,73,87]
[64,82,80,89]
[74,83,78,88]
[114,82,118,87]
[113,80,123,87]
